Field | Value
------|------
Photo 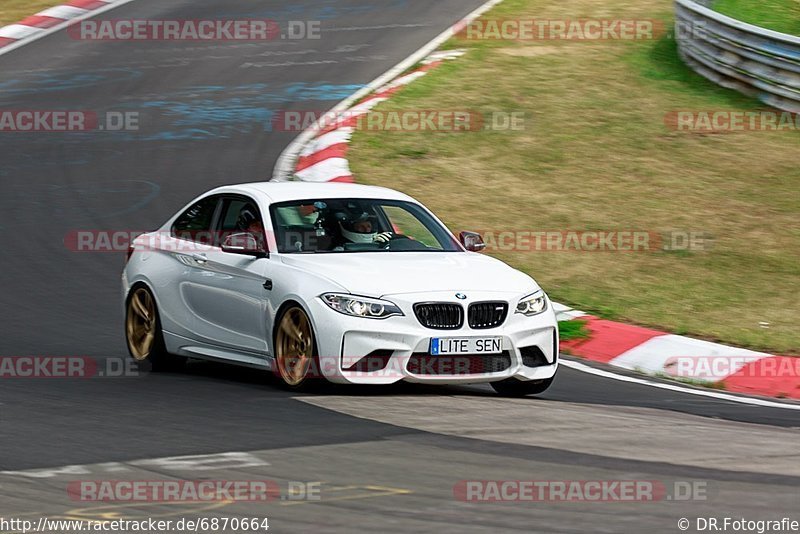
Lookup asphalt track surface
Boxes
[0,1,798,532]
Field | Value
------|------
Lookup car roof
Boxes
[217,181,417,204]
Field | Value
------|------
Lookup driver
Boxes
[236,204,266,245]
[236,205,263,232]
[339,212,392,244]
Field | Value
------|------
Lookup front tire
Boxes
[491,376,555,397]
[273,305,319,390]
[125,285,185,372]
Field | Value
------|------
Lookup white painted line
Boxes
[0,24,45,40]
[36,5,90,20]
[131,451,268,471]
[553,302,588,321]
[0,452,268,479]
[423,49,467,63]
[272,0,506,181]
[555,309,588,321]
[303,98,390,140]
[552,302,572,313]
[561,358,800,410]
[0,0,139,57]
[374,69,429,94]
[348,96,389,113]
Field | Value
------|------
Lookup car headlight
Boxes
[515,290,547,316]
[321,293,404,319]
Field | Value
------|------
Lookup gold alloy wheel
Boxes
[275,307,315,387]
[126,287,157,361]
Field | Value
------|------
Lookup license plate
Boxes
[430,337,503,355]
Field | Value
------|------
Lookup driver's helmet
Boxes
[236,204,259,232]
[339,211,377,244]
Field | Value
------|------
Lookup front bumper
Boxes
[309,290,559,385]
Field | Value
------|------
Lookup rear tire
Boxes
[125,285,186,372]
[491,375,555,397]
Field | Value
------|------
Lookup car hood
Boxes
[279,252,538,297]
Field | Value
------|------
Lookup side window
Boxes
[219,197,264,231]
[171,196,220,244]
[218,196,268,250]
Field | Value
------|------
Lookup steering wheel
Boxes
[379,233,410,249]
[382,234,430,251]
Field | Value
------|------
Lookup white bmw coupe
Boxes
[122,182,559,396]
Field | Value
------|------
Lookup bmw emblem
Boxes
[455,293,467,300]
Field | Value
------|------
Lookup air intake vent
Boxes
[520,346,549,367]
[407,352,513,375]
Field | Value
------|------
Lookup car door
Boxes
[157,194,224,341]
[184,195,272,356]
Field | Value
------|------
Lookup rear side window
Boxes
[171,196,220,244]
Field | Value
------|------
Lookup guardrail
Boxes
[675,0,800,113]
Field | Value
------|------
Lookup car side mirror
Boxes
[221,233,268,258]
[459,231,486,252]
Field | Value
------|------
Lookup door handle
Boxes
[190,253,208,264]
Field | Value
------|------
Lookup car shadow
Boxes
[166,357,555,400]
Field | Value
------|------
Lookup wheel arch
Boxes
[125,279,167,321]
[272,298,317,347]
[126,280,155,301]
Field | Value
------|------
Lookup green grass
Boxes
[558,320,592,342]
[0,1,63,27]
[714,0,800,35]
[349,0,800,355]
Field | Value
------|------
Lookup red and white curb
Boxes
[0,0,133,55]
[556,304,800,400]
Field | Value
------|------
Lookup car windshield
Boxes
[270,198,462,253]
